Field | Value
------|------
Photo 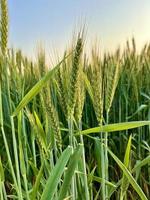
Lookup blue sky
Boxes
[8,0,150,57]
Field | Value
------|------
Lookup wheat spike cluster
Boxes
[0,1,150,200]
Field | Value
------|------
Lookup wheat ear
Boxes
[0,0,8,56]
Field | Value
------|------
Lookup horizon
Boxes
[8,0,150,59]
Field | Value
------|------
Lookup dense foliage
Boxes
[0,0,150,199]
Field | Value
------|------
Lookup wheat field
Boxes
[0,0,150,200]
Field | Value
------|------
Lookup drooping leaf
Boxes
[12,54,71,116]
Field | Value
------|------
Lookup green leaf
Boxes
[108,180,122,199]
[12,54,71,117]
[40,146,72,200]
[34,111,47,151]
[77,121,150,135]
[107,148,148,200]
[89,174,116,188]
[77,171,116,188]
[18,112,26,176]
[57,144,82,200]
[0,157,4,182]
[120,135,132,200]
[123,135,132,166]
[132,155,150,173]
[31,162,44,200]
[127,105,147,119]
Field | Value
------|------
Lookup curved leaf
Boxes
[77,121,150,135]
[108,148,148,200]
[12,54,71,117]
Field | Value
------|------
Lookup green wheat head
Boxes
[0,0,8,56]
[68,37,83,118]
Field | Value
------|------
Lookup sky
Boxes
[8,0,150,58]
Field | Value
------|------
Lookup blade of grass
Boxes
[132,155,150,173]
[40,146,72,200]
[57,144,82,200]
[107,147,148,200]
[12,53,72,117]
[120,135,132,200]
[31,162,44,200]
[77,121,150,135]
